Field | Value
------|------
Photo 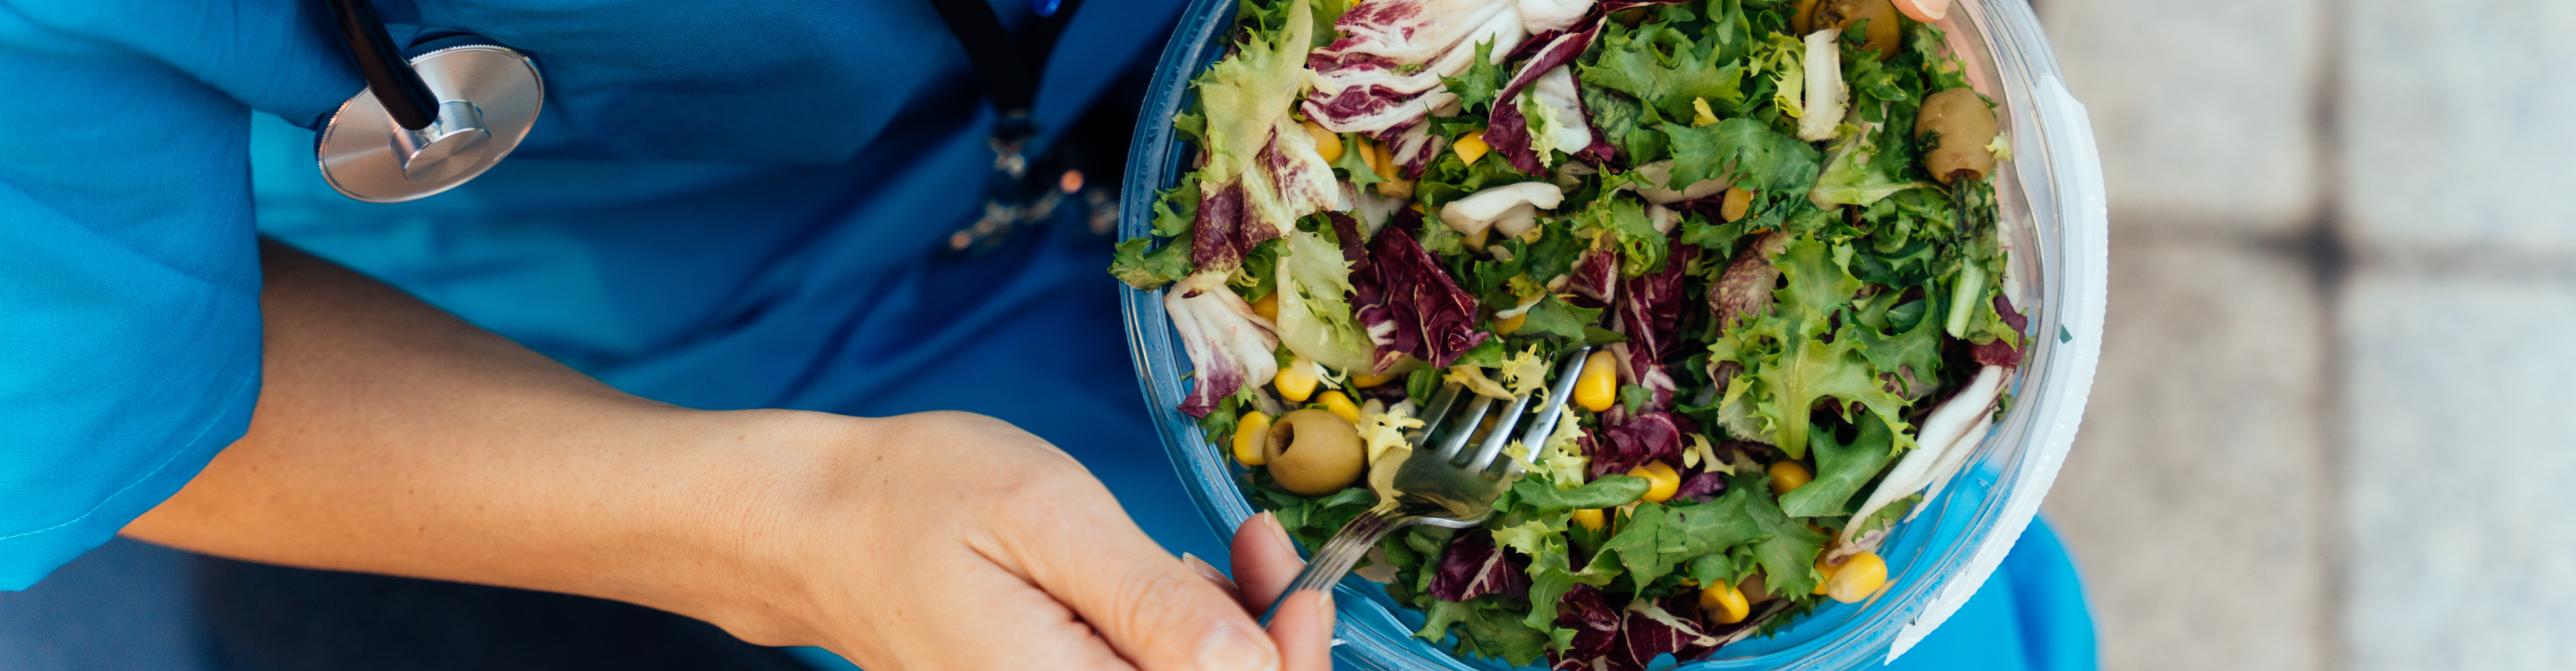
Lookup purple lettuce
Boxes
[1582,408,1683,478]
[1303,0,1522,136]
[1188,0,1345,272]
[1166,272,1282,417]
[1551,584,1623,671]
[1352,220,1490,368]
[1550,587,1723,671]
[1428,531,1530,602]
[1611,242,1699,408]
[1482,21,1606,174]
[1566,247,1621,310]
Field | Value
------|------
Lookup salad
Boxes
[1111,0,2026,668]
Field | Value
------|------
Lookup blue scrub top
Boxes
[0,0,2092,667]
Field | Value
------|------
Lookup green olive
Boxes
[1263,409,1367,496]
[1794,0,1905,60]
[1912,88,1999,184]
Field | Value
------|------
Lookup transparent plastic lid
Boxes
[1116,1,2107,667]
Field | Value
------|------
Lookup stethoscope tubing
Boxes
[324,0,441,132]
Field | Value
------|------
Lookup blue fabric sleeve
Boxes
[0,0,354,590]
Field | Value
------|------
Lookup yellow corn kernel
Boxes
[1825,551,1887,604]
[1317,390,1361,423]
[1811,553,1839,595]
[1630,460,1682,503]
[1453,130,1491,166]
[1574,350,1620,412]
[1304,121,1343,163]
[1571,508,1606,531]
[1768,460,1813,494]
[1251,293,1280,322]
[1368,140,1401,182]
[1352,370,1396,388]
[1232,411,1273,466]
[1275,360,1320,403]
[1699,580,1750,624]
[1721,187,1755,223]
[1496,312,1529,335]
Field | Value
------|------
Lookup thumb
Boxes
[1008,488,1282,671]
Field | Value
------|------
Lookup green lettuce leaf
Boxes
[1579,22,1749,121]
[1662,118,1823,193]
[1573,197,1669,276]
[1442,38,1509,115]
[1514,293,1606,341]
[1110,238,1192,289]
[1275,229,1381,372]
[1505,474,1650,514]
[1736,469,1829,596]
[1719,239,1915,457]
[1779,413,1898,517]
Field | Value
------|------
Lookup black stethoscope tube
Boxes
[324,0,440,132]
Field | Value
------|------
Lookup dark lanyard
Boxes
[926,0,1085,181]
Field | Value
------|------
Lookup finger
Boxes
[926,557,1141,671]
[1002,480,1282,671]
[1230,512,1305,614]
[1182,552,1244,606]
[1263,590,1336,671]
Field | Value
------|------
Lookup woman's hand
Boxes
[739,412,1335,671]
[124,243,1335,671]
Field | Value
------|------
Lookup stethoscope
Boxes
[318,0,1089,245]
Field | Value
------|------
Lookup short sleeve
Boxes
[0,0,349,590]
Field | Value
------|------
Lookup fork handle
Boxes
[1254,502,1415,627]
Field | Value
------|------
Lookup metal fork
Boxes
[1253,345,1595,625]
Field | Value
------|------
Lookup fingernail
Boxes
[1312,591,1335,630]
[1257,512,1293,549]
[1182,552,1237,590]
[1197,621,1280,671]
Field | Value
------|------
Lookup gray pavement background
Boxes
[2040,0,2576,669]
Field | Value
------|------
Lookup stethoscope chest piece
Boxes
[318,44,543,203]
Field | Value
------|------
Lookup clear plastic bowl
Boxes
[1116,1,2108,667]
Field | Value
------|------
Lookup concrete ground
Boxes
[2038,0,2576,669]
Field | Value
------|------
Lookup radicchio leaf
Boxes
[1971,294,2028,368]
[1582,408,1682,478]
[1550,584,1622,671]
[1613,597,1719,671]
[1970,339,2022,368]
[1427,530,1530,602]
[1484,21,1605,174]
[1191,0,1345,272]
[1550,587,1723,671]
[1611,241,1698,409]
[1352,225,1490,368]
[1673,470,1727,502]
[1995,293,2028,332]
[1389,122,1447,178]
[1304,0,1523,135]
[1709,231,1790,331]
[1166,272,1282,417]
[1565,246,1621,310]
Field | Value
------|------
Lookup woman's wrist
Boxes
[623,407,883,649]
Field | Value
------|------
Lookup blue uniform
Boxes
[0,0,2092,668]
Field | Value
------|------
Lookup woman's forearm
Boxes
[121,240,826,640]
[122,241,1312,671]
